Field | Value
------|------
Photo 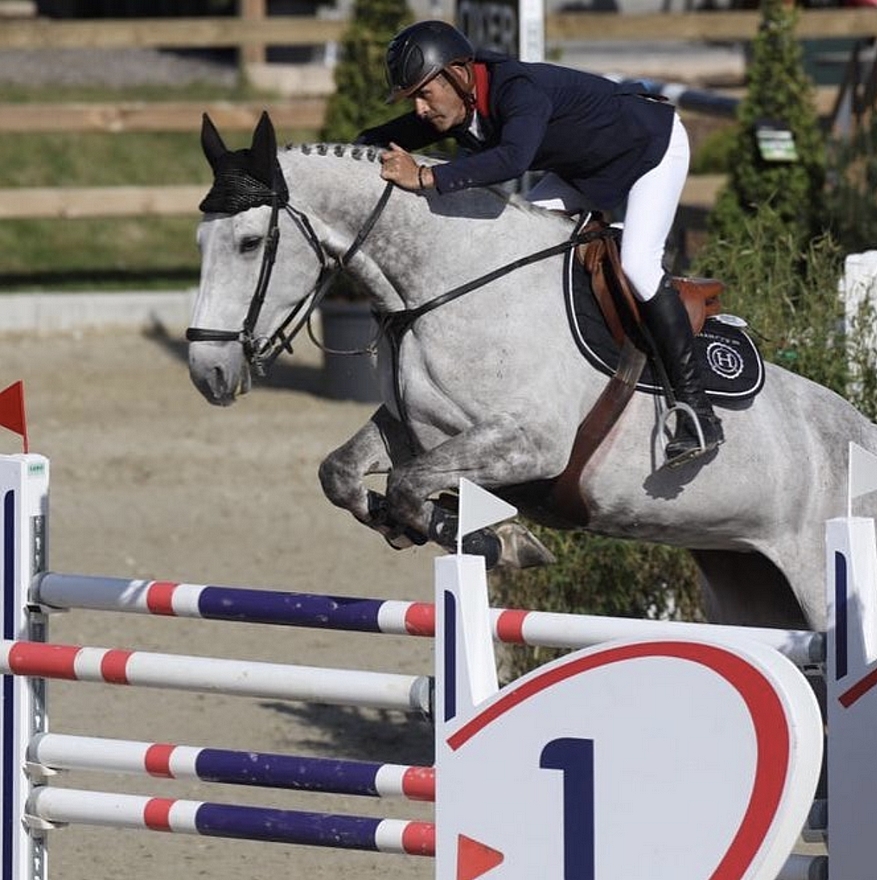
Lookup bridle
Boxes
[187,166,609,381]
[186,179,394,377]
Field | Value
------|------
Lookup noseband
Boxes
[186,180,394,377]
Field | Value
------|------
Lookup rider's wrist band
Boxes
[417,165,427,190]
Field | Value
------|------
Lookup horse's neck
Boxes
[284,149,419,310]
[285,147,572,311]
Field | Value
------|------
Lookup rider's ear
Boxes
[444,62,474,100]
[201,113,228,172]
[250,111,278,188]
[447,62,473,90]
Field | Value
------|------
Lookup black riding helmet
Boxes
[385,20,474,104]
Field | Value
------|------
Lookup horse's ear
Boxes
[250,111,278,188]
[201,113,228,172]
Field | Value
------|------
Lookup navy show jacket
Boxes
[357,52,676,210]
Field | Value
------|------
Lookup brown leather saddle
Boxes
[549,216,725,522]
[576,217,723,346]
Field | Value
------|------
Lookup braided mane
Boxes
[281,142,566,219]
[287,143,382,164]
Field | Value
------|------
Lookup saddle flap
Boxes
[565,252,766,403]
[576,218,724,342]
[576,219,638,347]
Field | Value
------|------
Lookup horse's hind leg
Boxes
[691,549,809,630]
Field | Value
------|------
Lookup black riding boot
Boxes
[639,276,724,468]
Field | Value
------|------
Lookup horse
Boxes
[187,111,877,634]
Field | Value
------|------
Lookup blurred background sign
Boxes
[456,0,545,61]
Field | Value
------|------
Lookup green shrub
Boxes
[694,204,848,393]
[707,0,826,246]
[491,530,702,681]
[320,0,412,143]
[847,294,877,422]
[825,114,877,255]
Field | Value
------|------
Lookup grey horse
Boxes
[188,112,877,633]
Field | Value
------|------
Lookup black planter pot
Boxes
[318,300,382,403]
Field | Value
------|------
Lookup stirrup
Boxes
[657,401,716,469]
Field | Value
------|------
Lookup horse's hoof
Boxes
[494,522,556,569]
[385,532,417,550]
[384,525,429,551]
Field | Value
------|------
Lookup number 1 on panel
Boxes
[540,738,595,880]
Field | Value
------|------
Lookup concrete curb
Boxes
[0,290,196,335]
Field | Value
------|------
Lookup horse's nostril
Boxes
[212,366,226,394]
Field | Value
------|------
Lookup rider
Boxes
[356,20,723,469]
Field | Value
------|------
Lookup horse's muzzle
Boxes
[188,342,251,406]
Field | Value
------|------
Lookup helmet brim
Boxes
[385,72,433,104]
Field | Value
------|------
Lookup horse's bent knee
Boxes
[318,453,361,510]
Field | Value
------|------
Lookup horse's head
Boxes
[187,112,324,405]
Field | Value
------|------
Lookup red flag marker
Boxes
[456,833,504,880]
[0,381,28,453]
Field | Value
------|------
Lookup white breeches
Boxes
[526,113,690,302]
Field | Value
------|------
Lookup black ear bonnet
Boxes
[199,111,289,215]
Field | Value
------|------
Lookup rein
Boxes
[380,223,610,341]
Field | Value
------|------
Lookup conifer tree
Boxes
[692,0,850,393]
[320,0,412,144]
[706,0,826,245]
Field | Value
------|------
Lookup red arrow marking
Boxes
[457,833,504,880]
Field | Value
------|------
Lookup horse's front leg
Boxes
[318,405,424,547]
[386,413,561,568]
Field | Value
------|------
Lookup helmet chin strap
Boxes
[443,62,477,110]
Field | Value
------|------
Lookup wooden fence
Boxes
[0,10,873,221]
[0,175,728,220]
[0,9,874,49]
[0,100,325,134]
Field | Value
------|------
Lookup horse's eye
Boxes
[240,236,262,253]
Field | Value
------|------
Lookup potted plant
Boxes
[318,277,383,403]
[316,0,412,403]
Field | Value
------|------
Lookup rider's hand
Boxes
[380,143,432,192]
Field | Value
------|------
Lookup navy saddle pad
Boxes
[563,250,765,403]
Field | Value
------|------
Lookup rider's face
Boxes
[412,74,468,133]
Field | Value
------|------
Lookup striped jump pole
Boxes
[25,787,435,856]
[0,452,855,880]
[28,732,434,801]
[33,572,824,667]
[0,640,431,715]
